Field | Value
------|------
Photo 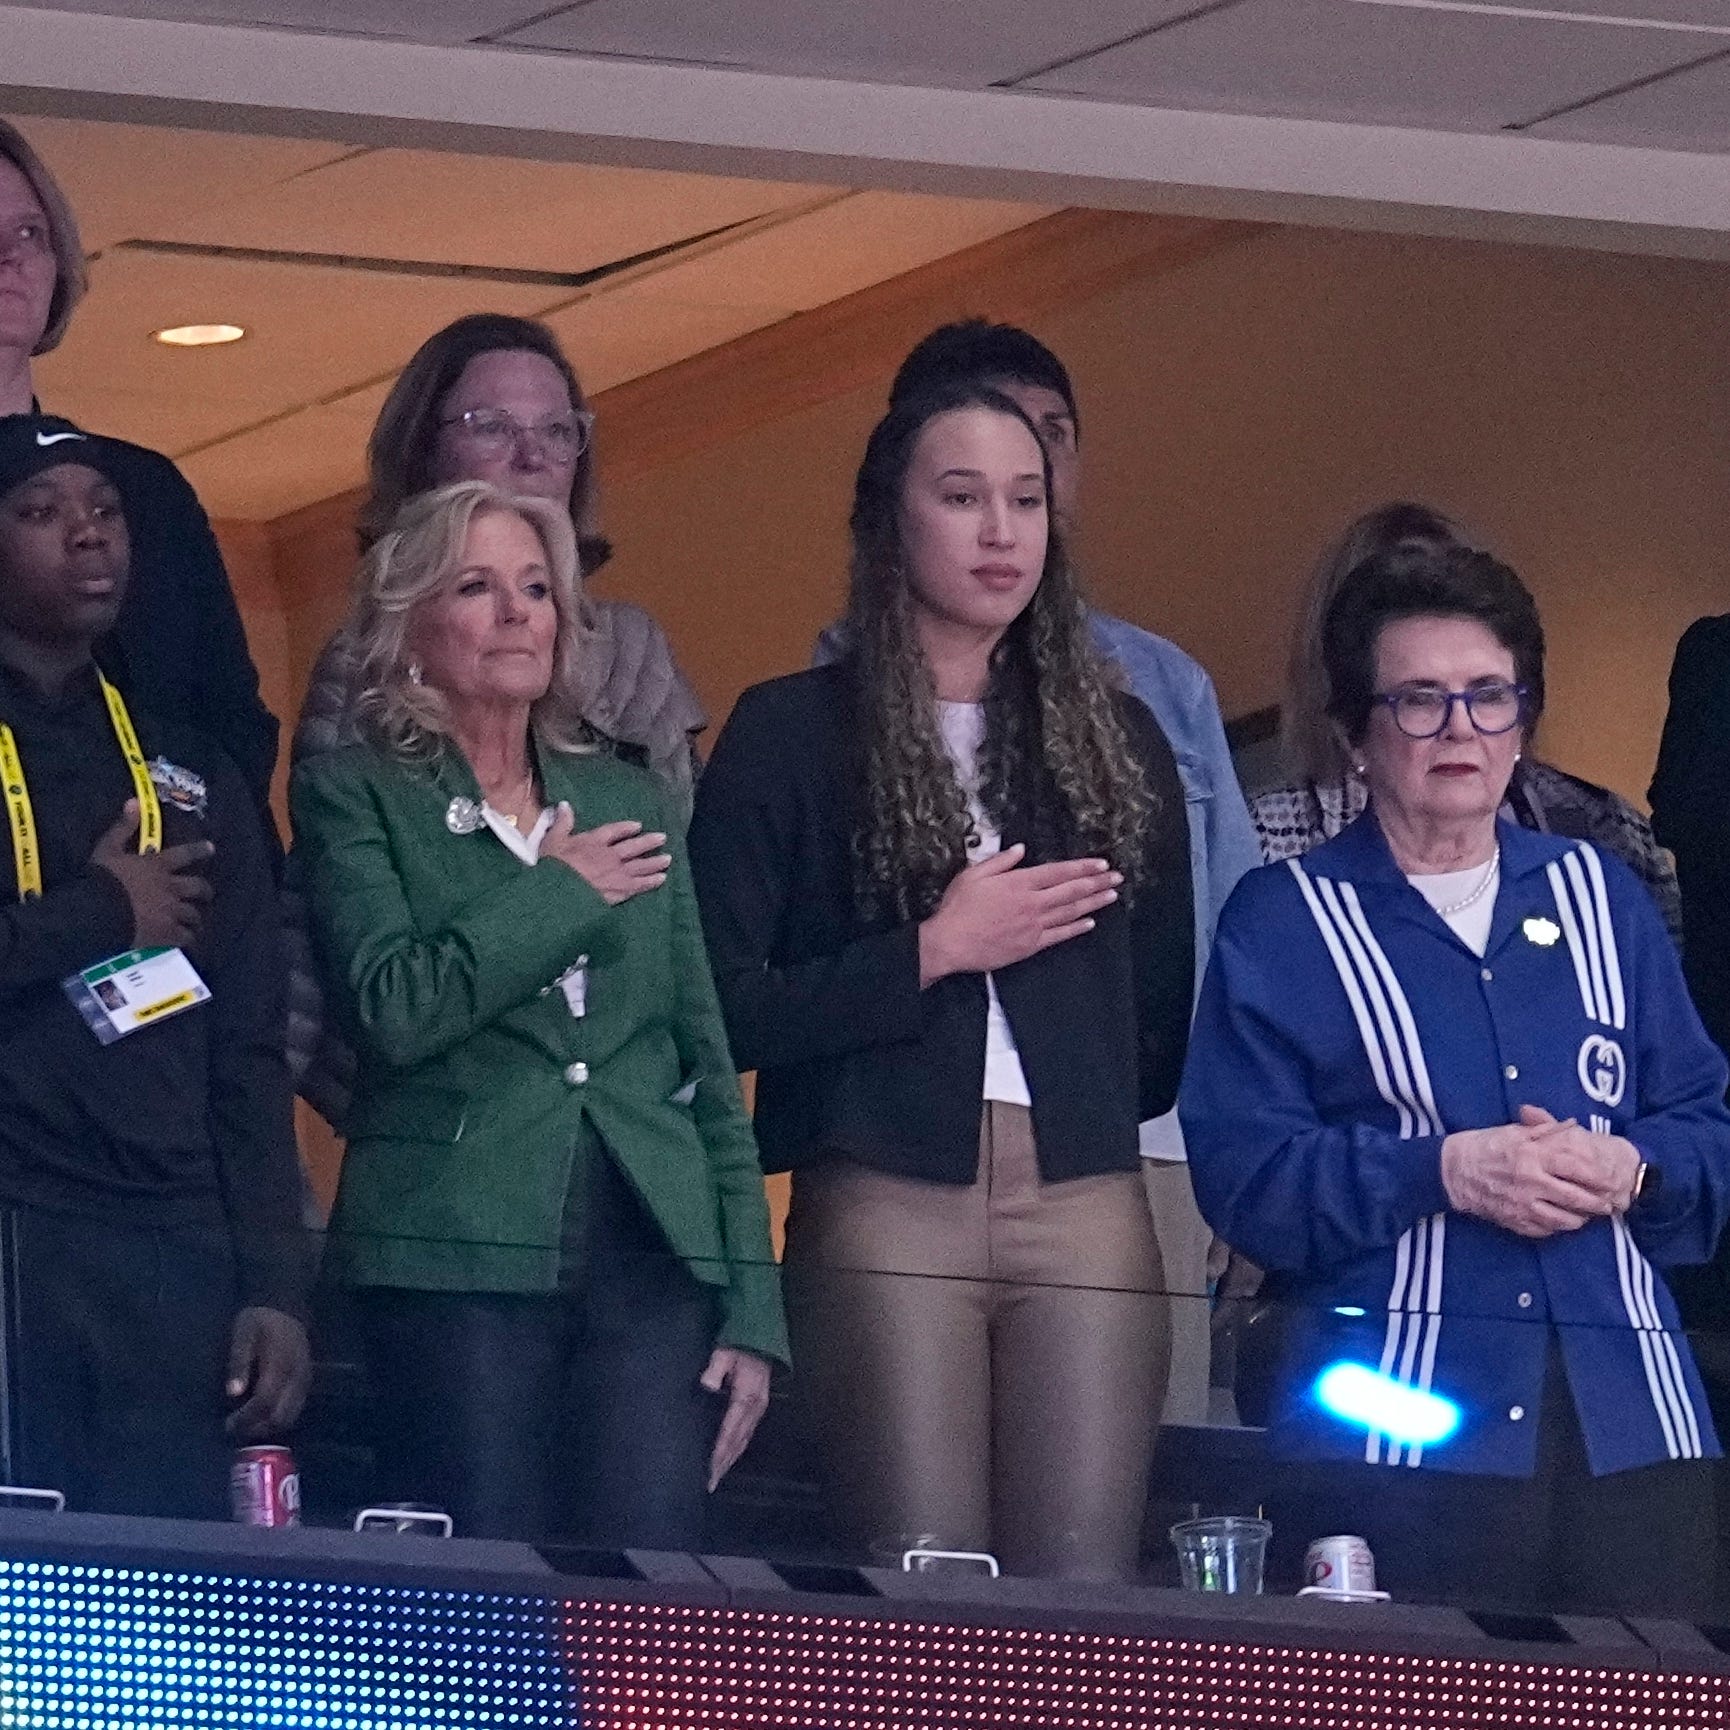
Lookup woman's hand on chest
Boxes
[538,800,672,906]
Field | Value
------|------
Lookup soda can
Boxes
[231,1445,300,1528]
[1304,1534,1375,1595]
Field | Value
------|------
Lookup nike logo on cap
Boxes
[35,431,84,446]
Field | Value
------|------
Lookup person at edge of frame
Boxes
[0,118,279,852]
[0,414,309,1517]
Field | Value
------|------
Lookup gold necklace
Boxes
[482,767,538,828]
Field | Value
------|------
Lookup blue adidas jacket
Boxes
[1181,812,1730,1477]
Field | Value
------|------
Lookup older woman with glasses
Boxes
[1181,540,1730,1616]
[1249,501,1681,944]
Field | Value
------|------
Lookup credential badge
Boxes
[146,757,208,818]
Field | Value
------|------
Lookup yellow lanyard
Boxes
[0,675,161,903]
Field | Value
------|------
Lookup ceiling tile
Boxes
[22,383,262,454]
[1527,48,1730,148]
[503,0,1197,88]
[12,1,563,46]
[621,192,1051,315]
[11,110,1059,519]
[145,147,835,273]
[541,291,786,394]
[33,247,551,430]
[1025,0,1714,132]
[1,113,352,251]
[176,401,378,521]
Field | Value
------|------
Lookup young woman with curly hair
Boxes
[688,383,1194,1579]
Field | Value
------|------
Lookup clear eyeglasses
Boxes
[438,408,595,462]
[1373,681,1528,739]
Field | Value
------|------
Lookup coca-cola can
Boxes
[1304,1534,1376,1594]
[230,1445,301,1528]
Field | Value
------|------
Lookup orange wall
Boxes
[241,224,1730,801]
[595,224,1730,808]
[225,219,1730,1206]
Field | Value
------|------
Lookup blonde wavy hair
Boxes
[347,481,597,762]
[847,384,1156,922]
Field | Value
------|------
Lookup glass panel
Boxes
[8,1201,1728,1629]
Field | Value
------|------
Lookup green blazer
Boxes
[289,736,788,1365]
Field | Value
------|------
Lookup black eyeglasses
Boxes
[1373,681,1528,740]
[437,408,595,461]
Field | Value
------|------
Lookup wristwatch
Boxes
[1631,1160,1662,1209]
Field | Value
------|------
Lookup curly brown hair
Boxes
[846,384,1156,921]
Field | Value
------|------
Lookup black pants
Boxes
[1272,1344,1717,1618]
[0,1205,237,1520]
[355,1150,722,1546]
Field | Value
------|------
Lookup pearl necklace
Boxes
[1432,847,1501,916]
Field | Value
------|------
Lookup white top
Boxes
[1407,860,1500,956]
[482,802,556,865]
[936,701,1032,1107]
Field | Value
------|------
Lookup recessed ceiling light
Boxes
[153,323,246,347]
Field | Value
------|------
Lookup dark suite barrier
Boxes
[4,1509,1730,1727]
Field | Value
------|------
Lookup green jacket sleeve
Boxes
[290,751,612,1071]
[664,800,790,1367]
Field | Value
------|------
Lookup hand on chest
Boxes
[404,768,672,978]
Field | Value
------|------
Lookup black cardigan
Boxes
[687,663,1194,1184]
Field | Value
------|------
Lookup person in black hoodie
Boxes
[689,384,1193,1579]
[0,119,278,843]
[0,416,307,1517]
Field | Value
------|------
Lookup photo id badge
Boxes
[62,947,211,1045]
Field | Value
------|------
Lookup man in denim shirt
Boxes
[818,320,1261,1423]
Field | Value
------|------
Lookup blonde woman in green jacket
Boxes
[291,480,786,1544]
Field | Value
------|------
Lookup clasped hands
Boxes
[1440,1105,1641,1239]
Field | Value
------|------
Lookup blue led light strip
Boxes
[0,1559,577,1727]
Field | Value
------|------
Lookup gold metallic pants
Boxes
[784,1101,1168,1580]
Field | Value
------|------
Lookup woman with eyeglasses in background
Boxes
[296,313,704,796]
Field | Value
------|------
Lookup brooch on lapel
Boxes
[445,796,484,835]
[1523,915,1561,947]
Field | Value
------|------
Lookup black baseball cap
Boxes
[0,414,131,501]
